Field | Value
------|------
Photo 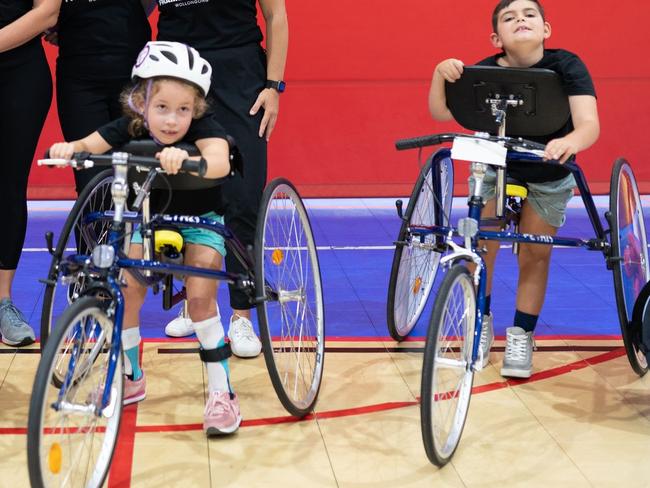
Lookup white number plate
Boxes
[451,137,507,167]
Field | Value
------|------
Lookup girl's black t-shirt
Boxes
[0,0,31,28]
[476,49,597,182]
[98,114,228,215]
[57,0,151,79]
[156,0,263,51]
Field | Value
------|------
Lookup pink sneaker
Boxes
[204,391,242,436]
[123,372,146,405]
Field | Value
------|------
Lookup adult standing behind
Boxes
[156,0,288,358]
[0,0,59,346]
[55,0,152,196]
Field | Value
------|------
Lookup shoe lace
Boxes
[0,301,27,328]
[479,318,491,348]
[232,317,256,340]
[505,332,531,361]
[206,392,231,415]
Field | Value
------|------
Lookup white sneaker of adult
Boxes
[227,315,262,358]
[164,308,194,338]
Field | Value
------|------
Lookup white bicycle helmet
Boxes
[132,41,212,96]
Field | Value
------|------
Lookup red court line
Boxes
[107,343,144,488]
[108,405,138,488]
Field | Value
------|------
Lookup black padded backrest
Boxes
[118,139,225,190]
[445,66,570,137]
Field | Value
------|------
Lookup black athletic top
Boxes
[0,0,31,28]
[156,0,263,51]
[98,114,228,215]
[476,49,597,182]
[57,0,151,79]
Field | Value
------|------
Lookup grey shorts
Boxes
[468,168,576,228]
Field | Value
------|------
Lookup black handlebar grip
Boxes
[395,135,442,150]
[181,158,207,177]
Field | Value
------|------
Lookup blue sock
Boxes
[122,327,143,381]
[513,309,538,333]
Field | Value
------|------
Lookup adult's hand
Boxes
[250,88,280,142]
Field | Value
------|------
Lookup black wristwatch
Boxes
[265,80,286,93]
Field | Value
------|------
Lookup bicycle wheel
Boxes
[609,158,649,376]
[420,264,475,467]
[387,152,454,341]
[41,170,115,347]
[632,280,650,369]
[28,297,123,488]
[255,178,325,417]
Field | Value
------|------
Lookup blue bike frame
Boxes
[56,210,257,411]
[410,148,610,369]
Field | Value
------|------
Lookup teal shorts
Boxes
[468,168,576,228]
[131,211,227,257]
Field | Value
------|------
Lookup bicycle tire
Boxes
[255,178,325,417]
[420,264,475,466]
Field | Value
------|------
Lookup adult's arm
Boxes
[250,0,288,141]
[0,0,61,53]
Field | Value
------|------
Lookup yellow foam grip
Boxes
[154,229,184,253]
[506,184,528,199]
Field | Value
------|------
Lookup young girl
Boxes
[49,41,242,435]
[429,0,600,378]
[0,0,59,347]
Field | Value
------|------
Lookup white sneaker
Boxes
[500,326,535,378]
[164,307,194,338]
[228,315,262,358]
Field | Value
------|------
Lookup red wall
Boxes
[28,1,650,198]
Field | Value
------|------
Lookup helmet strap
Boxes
[128,79,165,146]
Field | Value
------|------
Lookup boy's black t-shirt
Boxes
[475,49,597,183]
[98,114,228,216]
[156,0,263,51]
[57,0,151,79]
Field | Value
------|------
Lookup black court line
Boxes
[0,345,621,355]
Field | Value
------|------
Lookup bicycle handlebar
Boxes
[394,132,581,170]
[395,132,547,153]
[39,151,207,178]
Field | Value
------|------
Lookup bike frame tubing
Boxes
[82,211,254,286]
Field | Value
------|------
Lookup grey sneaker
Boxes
[0,298,35,347]
[500,326,534,378]
[478,313,494,369]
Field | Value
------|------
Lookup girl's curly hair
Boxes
[120,77,208,137]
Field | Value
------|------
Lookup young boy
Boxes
[428,0,600,378]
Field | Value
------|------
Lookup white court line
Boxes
[24,243,640,253]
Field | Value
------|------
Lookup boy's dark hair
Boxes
[492,0,545,32]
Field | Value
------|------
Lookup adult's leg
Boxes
[0,43,52,345]
[205,45,267,316]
